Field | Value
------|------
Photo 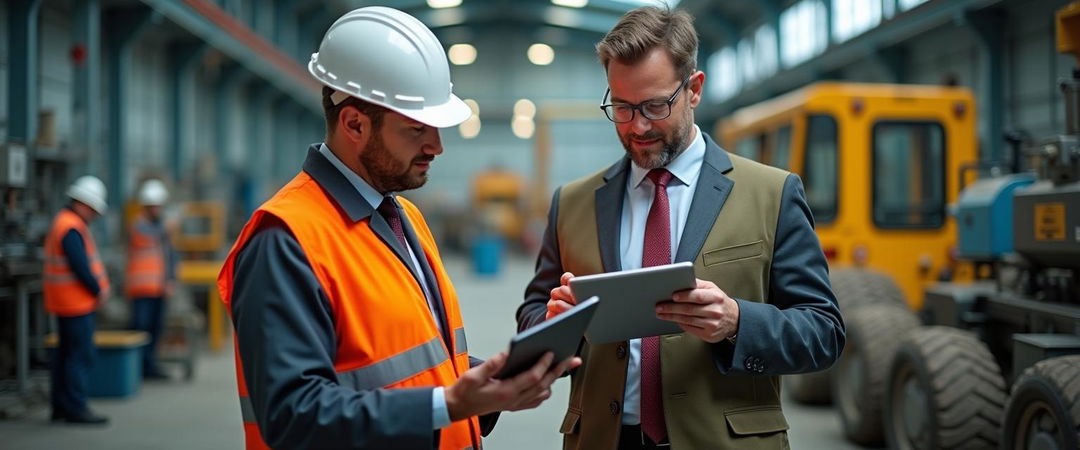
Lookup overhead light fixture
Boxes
[512,116,535,139]
[552,0,588,7]
[427,0,462,8]
[464,99,480,116]
[447,43,477,65]
[527,43,555,66]
[513,99,536,119]
[460,115,481,139]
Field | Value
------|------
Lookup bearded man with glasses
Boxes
[517,5,845,450]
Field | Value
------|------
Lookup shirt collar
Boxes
[318,143,388,209]
[629,124,705,189]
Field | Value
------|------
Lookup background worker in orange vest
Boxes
[43,175,111,425]
[217,6,580,449]
[126,179,177,379]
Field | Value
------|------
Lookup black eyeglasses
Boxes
[600,76,691,123]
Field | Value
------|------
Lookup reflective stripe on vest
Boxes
[43,209,109,316]
[339,336,450,391]
[218,170,481,450]
[454,327,468,355]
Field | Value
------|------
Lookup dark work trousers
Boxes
[51,312,96,416]
[130,296,164,375]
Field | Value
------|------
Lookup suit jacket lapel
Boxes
[675,134,735,263]
[595,158,630,273]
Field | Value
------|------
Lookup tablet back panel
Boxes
[570,262,694,343]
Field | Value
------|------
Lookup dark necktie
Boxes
[377,197,408,250]
[641,168,672,444]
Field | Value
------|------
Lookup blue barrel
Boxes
[472,234,504,276]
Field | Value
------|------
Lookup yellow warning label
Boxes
[1034,203,1066,241]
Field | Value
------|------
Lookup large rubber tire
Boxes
[1002,355,1080,450]
[830,268,907,311]
[785,371,833,405]
[832,304,921,445]
[884,326,1007,449]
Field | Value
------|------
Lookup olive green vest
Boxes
[556,149,792,450]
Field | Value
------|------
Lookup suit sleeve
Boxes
[517,188,564,332]
[713,174,846,375]
[231,222,435,449]
[61,229,101,296]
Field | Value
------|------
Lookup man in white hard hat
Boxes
[43,175,111,425]
[125,179,177,380]
[217,7,579,449]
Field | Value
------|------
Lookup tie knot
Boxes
[646,168,674,188]
[377,197,399,219]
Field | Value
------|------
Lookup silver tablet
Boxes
[569,262,695,344]
[495,296,599,379]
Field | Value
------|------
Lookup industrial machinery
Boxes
[854,4,1080,449]
[718,82,979,414]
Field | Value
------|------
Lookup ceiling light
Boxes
[447,43,476,65]
[460,115,481,139]
[512,116,535,139]
[527,43,555,66]
[427,0,462,8]
[464,99,480,116]
[552,0,588,7]
[513,99,536,119]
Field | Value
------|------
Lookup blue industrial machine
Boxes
[882,6,1080,449]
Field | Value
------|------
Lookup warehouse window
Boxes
[781,0,829,68]
[832,0,882,43]
[738,39,757,84]
[755,25,778,77]
[872,121,946,229]
[707,47,740,101]
[899,0,929,10]
[804,115,839,224]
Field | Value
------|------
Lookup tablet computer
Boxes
[569,262,695,344]
[495,296,599,379]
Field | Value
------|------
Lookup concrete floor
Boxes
[1,254,869,449]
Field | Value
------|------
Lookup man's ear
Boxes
[337,106,372,149]
[688,71,705,108]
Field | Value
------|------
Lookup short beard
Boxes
[360,133,432,193]
[620,117,691,170]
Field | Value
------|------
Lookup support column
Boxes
[966,9,1007,164]
[214,63,248,176]
[169,41,208,184]
[274,0,299,59]
[246,82,277,202]
[761,0,782,74]
[73,0,101,176]
[105,6,156,211]
[8,0,42,145]
[272,97,296,182]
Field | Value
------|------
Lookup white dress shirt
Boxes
[618,125,705,424]
[318,144,452,429]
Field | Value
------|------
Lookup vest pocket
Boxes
[703,241,764,267]
[724,405,789,435]
[559,408,581,435]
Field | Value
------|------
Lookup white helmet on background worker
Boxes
[66,175,108,214]
[138,179,169,206]
[307,6,471,128]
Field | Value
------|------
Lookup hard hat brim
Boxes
[394,94,473,129]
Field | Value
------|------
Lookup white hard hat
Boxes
[138,179,168,206]
[66,175,108,214]
[308,6,471,128]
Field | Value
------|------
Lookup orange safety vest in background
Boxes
[218,171,481,450]
[125,214,166,298]
[43,209,111,317]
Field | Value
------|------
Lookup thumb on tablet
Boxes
[560,272,575,286]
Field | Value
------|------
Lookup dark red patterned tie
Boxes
[641,168,672,444]
[377,197,409,249]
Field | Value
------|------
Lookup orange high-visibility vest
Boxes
[125,214,166,298]
[218,171,481,450]
[43,209,110,317]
